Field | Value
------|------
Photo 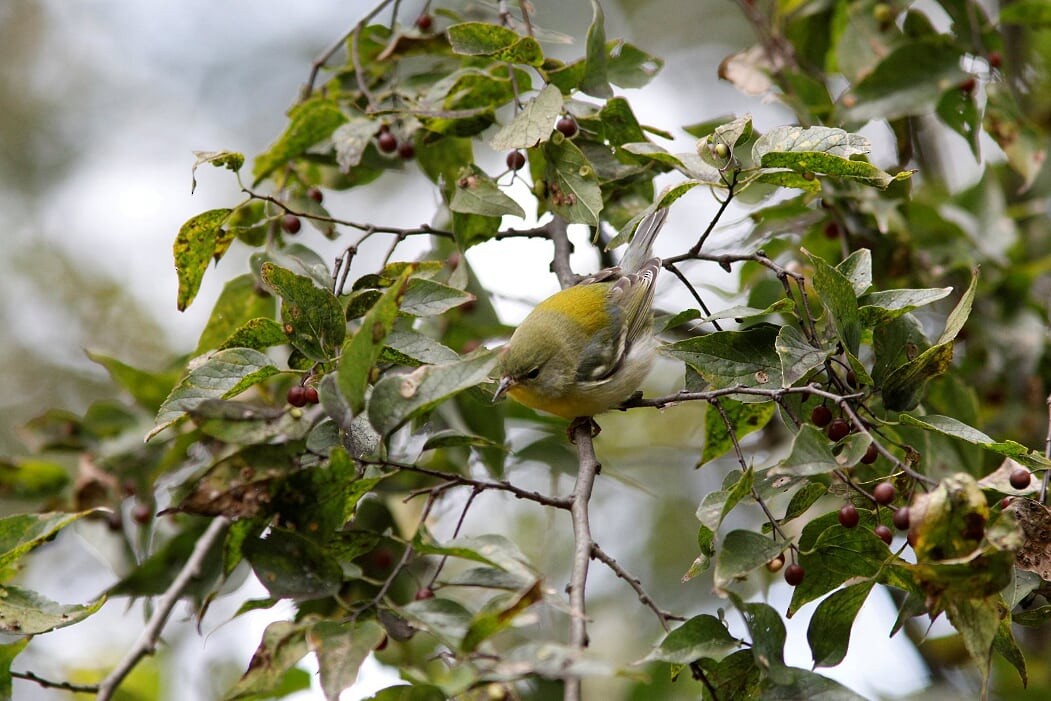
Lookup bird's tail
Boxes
[619,207,669,274]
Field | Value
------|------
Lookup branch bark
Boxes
[565,421,600,701]
[96,516,230,701]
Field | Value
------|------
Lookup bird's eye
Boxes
[524,366,541,380]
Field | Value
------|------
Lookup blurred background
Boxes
[0,0,969,698]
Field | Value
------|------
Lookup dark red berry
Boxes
[784,563,805,586]
[838,503,860,528]
[132,503,152,525]
[861,443,879,464]
[811,405,833,428]
[960,76,977,95]
[875,524,893,545]
[766,553,785,572]
[281,214,301,234]
[846,369,858,388]
[304,386,320,405]
[827,418,851,441]
[415,13,433,31]
[506,150,526,171]
[414,587,435,600]
[892,507,910,531]
[1010,468,1032,490]
[287,385,308,407]
[988,51,1002,69]
[824,221,841,239]
[1001,496,1014,509]
[307,187,323,203]
[378,131,398,153]
[375,634,389,651]
[556,116,578,138]
[397,141,415,160]
[106,511,123,532]
[907,529,918,549]
[873,482,895,505]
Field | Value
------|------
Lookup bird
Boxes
[492,207,669,420]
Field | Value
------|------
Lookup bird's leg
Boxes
[567,416,601,443]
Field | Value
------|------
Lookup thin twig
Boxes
[364,459,573,509]
[590,543,684,631]
[565,421,600,701]
[548,216,577,289]
[12,670,99,695]
[301,0,396,101]
[1041,393,1051,504]
[96,516,231,701]
[426,487,482,589]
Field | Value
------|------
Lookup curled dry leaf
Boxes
[1007,497,1051,581]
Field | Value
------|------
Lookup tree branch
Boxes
[13,670,99,695]
[548,216,577,289]
[590,543,683,632]
[565,421,600,701]
[96,516,231,701]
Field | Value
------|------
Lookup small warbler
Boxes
[493,208,669,419]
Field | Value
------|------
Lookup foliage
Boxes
[4,1,1051,700]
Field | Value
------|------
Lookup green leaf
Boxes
[729,594,792,684]
[0,585,105,634]
[938,268,978,345]
[224,621,310,700]
[383,329,459,366]
[753,126,870,161]
[195,273,277,355]
[176,444,299,519]
[776,325,832,387]
[400,597,473,650]
[174,208,233,311]
[842,39,967,122]
[149,348,279,440]
[215,318,288,352]
[339,267,413,414]
[110,520,226,599]
[772,424,839,477]
[694,650,761,701]
[1000,0,1051,24]
[0,638,29,699]
[252,98,349,184]
[758,667,869,700]
[937,85,981,159]
[899,414,1049,469]
[607,41,663,88]
[789,512,888,615]
[0,458,69,500]
[462,581,543,652]
[807,580,874,667]
[365,686,446,701]
[402,278,475,316]
[188,399,310,444]
[86,351,181,413]
[190,150,244,193]
[663,325,782,398]
[993,615,1027,687]
[945,595,1000,692]
[243,528,343,601]
[701,399,775,465]
[581,0,612,98]
[449,165,526,218]
[446,22,543,65]
[367,350,499,437]
[641,614,739,664]
[332,117,376,172]
[858,287,953,326]
[836,248,873,296]
[308,619,386,701]
[806,250,862,355]
[984,84,1047,191]
[489,84,563,150]
[0,511,97,576]
[714,530,786,589]
[542,135,603,225]
[261,262,346,361]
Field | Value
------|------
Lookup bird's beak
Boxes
[493,376,514,403]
